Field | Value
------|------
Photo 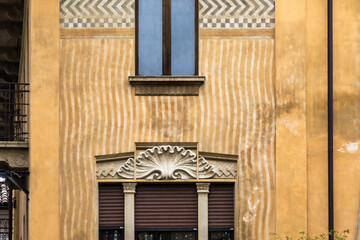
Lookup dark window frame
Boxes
[135,0,199,76]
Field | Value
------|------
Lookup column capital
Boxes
[196,183,210,193]
[122,183,137,193]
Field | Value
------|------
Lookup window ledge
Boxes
[128,76,205,96]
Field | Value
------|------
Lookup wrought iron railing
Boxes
[0,82,29,142]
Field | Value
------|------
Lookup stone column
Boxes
[123,183,137,240]
[197,183,210,240]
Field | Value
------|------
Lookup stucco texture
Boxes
[59,36,275,240]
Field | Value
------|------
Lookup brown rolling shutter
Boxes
[135,184,198,229]
[99,184,124,227]
[208,184,234,228]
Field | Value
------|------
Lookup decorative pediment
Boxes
[96,145,237,181]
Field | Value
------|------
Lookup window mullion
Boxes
[162,0,171,75]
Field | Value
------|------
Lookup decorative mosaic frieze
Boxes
[60,0,135,28]
[200,0,274,28]
[60,0,275,29]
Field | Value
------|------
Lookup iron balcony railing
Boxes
[0,82,29,142]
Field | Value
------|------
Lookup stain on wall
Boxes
[59,37,275,239]
[60,0,275,29]
[333,0,360,236]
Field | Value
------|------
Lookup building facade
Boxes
[0,0,359,240]
[59,0,275,239]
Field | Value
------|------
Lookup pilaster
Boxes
[123,183,137,240]
[197,183,210,240]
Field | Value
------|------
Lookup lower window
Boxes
[209,229,234,240]
[99,228,124,240]
[136,230,197,240]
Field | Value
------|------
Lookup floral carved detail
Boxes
[117,145,215,180]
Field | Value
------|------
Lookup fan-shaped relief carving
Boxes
[198,157,215,179]
[117,145,215,180]
[117,158,136,179]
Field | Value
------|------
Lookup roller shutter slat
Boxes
[135,184,198,228]
[99,184,124,227]
[208,184,234,228]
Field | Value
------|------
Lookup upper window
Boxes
[136,0,198,76]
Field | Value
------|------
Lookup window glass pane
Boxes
[171,232,196,240]
[99,230,123,240]
[171,0,195,75]
[138,0,162,76]
[210,231,233,240]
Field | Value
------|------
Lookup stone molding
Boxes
[128,76,205,96]
[96,152,134,179]
[122,183,137,194]
[96,144,238,181]
[0,141,28,148]
[118,145,215,180]
[0,148,29,169]
[199,151,237,179]
[196,183,210,193]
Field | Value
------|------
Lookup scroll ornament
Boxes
[117,145,215,180]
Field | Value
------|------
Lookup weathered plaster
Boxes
[275,0,307,236]
[306,0,328,235]
[334,0,360,238]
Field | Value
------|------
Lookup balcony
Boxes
[0,0,29,172]
[0,82,28,142]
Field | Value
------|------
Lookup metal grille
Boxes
[0,219,9,240]
[0,82,29,142]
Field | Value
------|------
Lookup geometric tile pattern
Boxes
[199,0,275,28]
[60,0,275,29]
[200,17,274,28]
[60,17,134,28]
[60,0,134,28]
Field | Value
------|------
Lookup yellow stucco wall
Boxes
[59,35,275,239]
[275,0,329,237]
[334,0,360,237]
[29,0,60,239]
[275,0,308,235]
[306,0,328,236]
